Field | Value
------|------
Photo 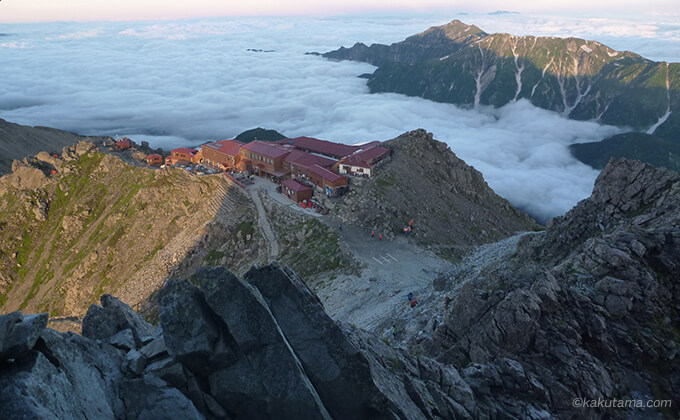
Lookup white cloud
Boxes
[0,41,27,48]
[46,28,105,40]
[1,14,674,222]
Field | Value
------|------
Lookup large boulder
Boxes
[9,163,49,190]
[0,311,48,361]
[159,268,332,419]
[82,294,154,347]
[0,328,126,419]
[246,263,460,419]
[156,278,220,367]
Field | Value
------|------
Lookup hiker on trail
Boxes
[379,233,383,241]
[392,325,398,338]
[444,296,451,309]
[410,299,418,308]
[339,223,342,231]
[371,231,375,238]
[407,292,414,302]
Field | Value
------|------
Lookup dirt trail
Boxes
[249,186,279,260]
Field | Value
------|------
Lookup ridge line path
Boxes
[248,185,279,261]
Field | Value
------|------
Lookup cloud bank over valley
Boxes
[1,13,678,221]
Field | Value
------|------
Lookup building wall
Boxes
[172,151,195,161]
[240,150,287,174]
[203,148,238,169]
[308,172,347,190]
[339,164,372,177]
[283,187,312,203]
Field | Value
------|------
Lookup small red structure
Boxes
[116,139,131,150]
[146,154,163,166]
[281,179,313,203]
[165,147,198,166]
[308,164,347,197]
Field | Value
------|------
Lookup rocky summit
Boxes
[428,158,680,418]
[333,129,539,245]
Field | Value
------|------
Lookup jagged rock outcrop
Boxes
[430,158,680,418]
[0,263,480,419]
[335,129,538,244]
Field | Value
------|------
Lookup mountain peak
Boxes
[439,19,487,39]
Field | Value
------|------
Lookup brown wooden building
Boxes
[116,139,131,150]
[165,147,198,166]
[277,136,361,160]
[337,145,391,177]
[281,179,313,203]
[201,139,244,171]
[308,164,347,197]
[146,154,163,166]
[240,141,291,180]
[282,149,336,179]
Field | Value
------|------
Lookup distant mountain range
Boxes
[324,20,678,153]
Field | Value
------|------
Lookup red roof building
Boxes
[146,154,163,166]
[338,145,391,177]
[283,149,336,178]
[240,141,291,179]
[308,164,347,197]
[166,147,198,166]
[278,137,361,160]
[281,179,313,203]
[201,139,244,170]
[116,140,131,150]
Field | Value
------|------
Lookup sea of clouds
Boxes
[1,13,679,222]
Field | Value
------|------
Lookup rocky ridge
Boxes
[0,140,265,322]
[426,158,680,418]
[0,117,91,175]
[1,158,679,419]
[333,129,539,246]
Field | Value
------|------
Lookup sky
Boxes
[1,0,679,23]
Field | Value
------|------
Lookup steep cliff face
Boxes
[430,158,680,418]
[325,20,679,142]
[334,129,539,245]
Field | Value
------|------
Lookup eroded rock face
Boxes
[431,158,680,418]
[82,294,154,346]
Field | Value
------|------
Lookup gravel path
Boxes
[381,231,538,347]
[249,186,279,260]
[315,217,450,332]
